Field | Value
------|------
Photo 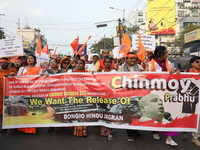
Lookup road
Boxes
[0,127,199,150]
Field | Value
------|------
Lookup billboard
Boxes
[146,0,176,35]
[184,29,200,43]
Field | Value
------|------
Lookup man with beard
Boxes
[0,58,16,133]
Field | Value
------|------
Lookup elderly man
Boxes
[118,52,144,72]
[138,93,178,146]
[118,52,144,142]
[138,94,165,123]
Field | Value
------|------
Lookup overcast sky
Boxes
[0,0,145,55]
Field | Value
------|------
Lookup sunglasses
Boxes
[194,60,200,63]
[50,61,57,64]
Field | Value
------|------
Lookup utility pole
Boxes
[0,14,5,39]
[118,18,123,43]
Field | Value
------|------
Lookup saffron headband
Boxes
[14,59,23,64]
[0,59,9,63]
[126,54,136,58]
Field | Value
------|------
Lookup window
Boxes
[138,12,143,16]
[138,18,143,23]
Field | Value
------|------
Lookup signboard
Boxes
[0,37,24,58]
[184,29,200,43]
[23,41,30,50]
[132,34,155,51]
[3,72,199,132]
[146,0,176,35]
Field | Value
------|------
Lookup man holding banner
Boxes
[118,52,143,141]
[0,58,16,133]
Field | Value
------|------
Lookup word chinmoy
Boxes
[111,76,191,92]
[111,75,197,103]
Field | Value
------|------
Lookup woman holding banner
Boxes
[147,46,179,146]
[17,54,43,133]
[73,59,89,136]
[97,56,117,140]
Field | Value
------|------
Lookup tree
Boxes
[0,28,5,39]
[166,24,200,51]
[90,26,139,54]
[90,38,114,54]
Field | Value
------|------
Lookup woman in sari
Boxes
[147,46,179,146]
[73,59,88,136]
[98,57,116,140]
[17,54,42,133]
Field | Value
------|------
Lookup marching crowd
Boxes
[0,46,200,147]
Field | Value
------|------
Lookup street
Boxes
[0,127,199,150]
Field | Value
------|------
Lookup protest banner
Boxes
[132,34,155,52]
[0,37,24,58]
[3,72,199,132]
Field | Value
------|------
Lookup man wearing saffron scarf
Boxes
[0,58,16,133]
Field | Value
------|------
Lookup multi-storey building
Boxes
[17,24,47,55]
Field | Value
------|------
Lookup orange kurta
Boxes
[0,68,16,115]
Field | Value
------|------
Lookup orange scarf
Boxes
[150,59,170,71]
[23,67,41,75]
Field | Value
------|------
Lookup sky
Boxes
[0,0,145,55]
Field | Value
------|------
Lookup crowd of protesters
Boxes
[0,46,200,147]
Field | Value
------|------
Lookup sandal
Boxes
[7,129,15,134]
[48,127,54,132]
[56,127,60,132]
[108,135,113,140]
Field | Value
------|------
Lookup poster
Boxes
[0,37,24,58]
[3,72,199,132]
[146,0,176,35]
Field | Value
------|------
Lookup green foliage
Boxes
[90,26,139,54]
[90,38,114,54]
[166,24,200,48]
[0,28,5,39]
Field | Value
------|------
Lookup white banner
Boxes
[0,37,24,58]
[132,35,155,51]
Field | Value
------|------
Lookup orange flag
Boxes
[70,36,79,54]
[118,33,131,54]
[77,36,91,55]
[137,34,146,60]
[53,47,58,58]
[42,45,49,54]
[36,37,42,56]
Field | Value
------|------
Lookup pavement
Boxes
[0,127,199,150]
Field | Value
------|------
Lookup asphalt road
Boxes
[0,127,199,150]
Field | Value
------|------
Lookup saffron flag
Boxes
[36,37,42,56]
[77,36,91,56]
[53,47,58,58]
[9,57,17,63]
[137,34,146,60]
[70,36,79,54]
[119,33,131,54]
[42,45,49,54]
